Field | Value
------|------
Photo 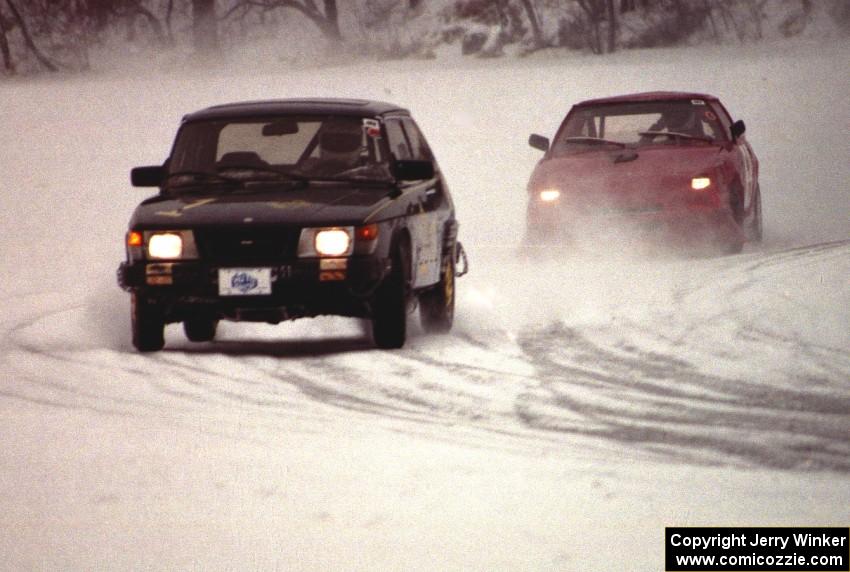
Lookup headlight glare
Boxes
[691,177,711,191]
[315,229,351,256]
[298,227,355,257]
[539,189,561,202]
[148,233,183,259]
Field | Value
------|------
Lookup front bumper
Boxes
[117,256,388,322]
[525,204,745,247]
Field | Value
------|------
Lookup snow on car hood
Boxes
[130,184,391,228]
[528,145,724,207]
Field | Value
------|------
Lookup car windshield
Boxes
[550,100,726,156]
[167,115,392,191]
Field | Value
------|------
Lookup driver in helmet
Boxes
[656,106,705,137]
[318,123,366,174]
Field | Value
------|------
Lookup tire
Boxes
[749,185,764,243]
[723,239,744,255]
[372,241,408,349]
[131,293,164,352]
[183,317,218,342]
[721,183,746,255]
[419,247,455,333]
[730,184,745,225]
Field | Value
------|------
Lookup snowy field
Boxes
[1,38,849,569]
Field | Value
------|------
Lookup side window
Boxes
[699,114,723,141]
[710,102,733,141]
[401,118,433,161]
[564,111,599,138]
[384,119,411,160]
[171,122,220,172]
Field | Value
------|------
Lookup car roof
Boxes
[575,91,720,106]
[183,98,409,122]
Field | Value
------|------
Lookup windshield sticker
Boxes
[691,99,706,106]
[704,110,717,121]
[363,118,381,138]
[156,197,217,217]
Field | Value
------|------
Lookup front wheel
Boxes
[372,243,408,349]
[184,317,218,342]
[722,239,744,255]
[749,184,764,243]
[722,184,746,255]
[131,293,164,352]
[419,248,455,333]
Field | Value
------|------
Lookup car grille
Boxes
[195,227,301,263]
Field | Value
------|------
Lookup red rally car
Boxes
[525,91,763,254]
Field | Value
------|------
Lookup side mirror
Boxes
[394,160,435,181]
[730,120,746,141]
[131,165,165,187]
[529,133,550,152]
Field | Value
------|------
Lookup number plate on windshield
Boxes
[218,268,272,296]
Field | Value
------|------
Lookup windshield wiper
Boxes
[563,136,628,148]
[167,170,242,187]
[309,174,394,185]
[216,164,310,183]
[638,131,714,143]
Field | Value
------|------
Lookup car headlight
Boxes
[298,227,354,257]
[539,189,561,202]
[148,233,183,259]
[691,177,711,191]
[145,230,198,259]
[315,229,351,256]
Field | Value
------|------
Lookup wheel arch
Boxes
[727,176,746,224]
[388,225,413,287]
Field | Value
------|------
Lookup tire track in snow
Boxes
[1,241,848,469]
[515,323,850,471]
[512,241,850,472]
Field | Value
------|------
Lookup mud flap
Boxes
[455,241,469,277]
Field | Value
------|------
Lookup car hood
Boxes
[130,183,392,229]
[528,145,724,207]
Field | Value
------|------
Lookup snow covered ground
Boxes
[1,38,849,569]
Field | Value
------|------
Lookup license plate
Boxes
[218,268,272,296]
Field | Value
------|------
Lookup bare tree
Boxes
[193,0,218,54]
[229,0,342,42]
[4,0,57,71]
[123,1,168,43]
[164,0,175,41]
[715,0,769,42]
[323,0,340,39]
[746,0,770,40]
[0,6,13,73]
[605,0,616,53]
[620,0,650,12]
[574,0,617,53]
[519,0,544,49]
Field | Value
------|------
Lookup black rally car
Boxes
[118,98,466,351]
